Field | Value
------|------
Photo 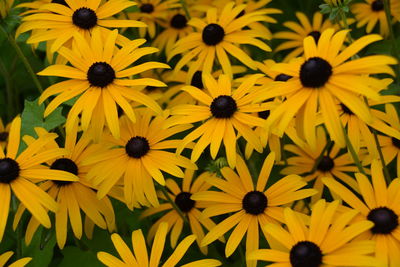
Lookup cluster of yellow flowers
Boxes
[0,0,400,266]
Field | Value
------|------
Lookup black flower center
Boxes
[367,207,399,234]
[340,103,353,115]
[0,158,20,184]
[125,136,150,158]
[174,192,195,212]
[371,0,384,11]
[202,23,225,46]
[72,7,97,29]
[87,62,115,88]
[0,132,8,141]
[190,71,204,89]
[275,73,292,82]
[50,158,78,186]
[210,95,237,118]
[300,57,332,88]
[51,0,68,6]
[170,14,187,29]
[242,191,268,215]
[140,3,154,13]
[258,110,270,119]
[391,137,400,149]
[290,241,323,267]
[317,156,334,172]
[308,31,321,43]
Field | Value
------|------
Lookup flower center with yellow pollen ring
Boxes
[72,7,97,29]
[0,158,20,183]
[300,57,332,88]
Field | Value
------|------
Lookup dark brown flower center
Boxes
[72,7,97,29]
[174,192,195,212]
[300,57,332,88]
[371,0,384,11]
[50,158,78,186]
[0,158,20,184]
[367,207,399,234]
[87,62,115,88]
[125,136,150,158]
[290,241,323,267]
[242,191,268,215]
[170,14,187,29]
[202,23,225,46]
[140,3,154,13]
[317,156,335,172]
[210,95,237,118]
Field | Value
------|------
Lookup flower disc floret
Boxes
[290,241,323,267]
[170,14,187,29]
[210,95,237,118]
[242,191,268,215]
[72,7,98,29]
[317,156,335,172]
[140,3,154,13]
[191,71,204,89]
[125,136,150,158]
[174,192,195,212]
[367,207,399,234]
[300,57,333,88]
[87,62,115,88]
[371,0,384,11]
[0,158,20,184]
[202,23,225,46]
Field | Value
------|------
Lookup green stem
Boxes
[0,24,44,94]
[159,186,188,224]
[179,0,191,20]
[383,0,400,83]
[342,123,366,174]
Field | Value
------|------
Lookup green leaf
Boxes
[20,98,65,138]
[22,227,56,267]
[58,247,102,267]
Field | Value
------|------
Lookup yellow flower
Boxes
[97,222,222,267]
[38,28,169,139]
[248,200,380,267]
[192,153,316,267]
[169,2,272,78]
[323,160,400,266]
[167,73,268,168]
[352,0,400,37]
[141,169,219,254]
[260,28,397,149]
[0,117,78,241]
[84,113,197,208]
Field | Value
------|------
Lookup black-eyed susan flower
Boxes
[84,113,197,208]
[0,251,31,267]
[18,125,115,249]
[127,0,181,38]
[17,0,145,52]
[141,169,219,254]
[248,200,380,267]
[323,160,400,266]
[352,0,400,37]
[153,12,193,57]
[260,28,397,149]
[0,119,10,150]
[192,153,316,267]
[274,12,338,62]
[97,222,222,267]
[376,104,400,177]
[169,2,272,79]
[38,28,169,139]
[167,73,268,168]
[0,116,78,241]
[282,126,365,202]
